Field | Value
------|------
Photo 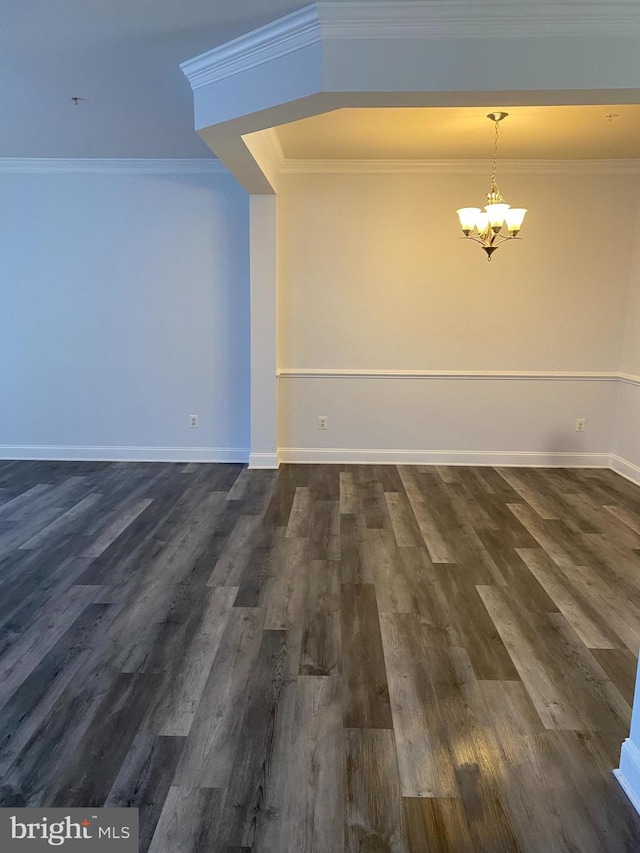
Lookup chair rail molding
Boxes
[277,369,638,383]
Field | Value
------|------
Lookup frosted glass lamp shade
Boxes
[505,208,527,234]
[456,207,481,234]
[475,212,490,236]
[485,203,511,230]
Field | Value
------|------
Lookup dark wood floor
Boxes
[1,460,640,851]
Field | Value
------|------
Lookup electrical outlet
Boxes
[575,418,586,432]
[318,415,328,430]
[189,414,199,428]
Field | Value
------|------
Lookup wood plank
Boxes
[0,603,116,775]
[379,613,461,798]
[262,535,309,631]
[434,569,520,680]
[478,680,544,736]
[285,486,312,538]
[0,585,98,707]
[310,499,341,561]
[359,476,392,530]
[497,468,561,520]
[342,583,393,729]
[216,629,291,849]
[340,472,360,515]
[404,798,474,853]
[591,648,640,707]
[604,503,640,536]
[402,490,455,563]
[105,733,186,853]
[0,484,52,520]
[80,498,154,558]
[172,607,264,789]
[207,513,266,587]
[385,491,423,547]
[147,786,225,853]
[144,585,238,736]
[0,667,116,806]
[363,529,414,613]
[18,493,103,550]
[7,475,90,523]
[50,672,161,807]
[232,530,277,609]
[255,676,344,852]
[339,513,372,584]
[476,531,559,612]
[516,548,622,649]
[299,560,341,676]
[477,586,631,734]
[345,728,409,853]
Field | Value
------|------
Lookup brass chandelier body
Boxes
[456,112,527,261]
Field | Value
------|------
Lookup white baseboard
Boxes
[611,454,640,487]
[0,445,249,464]
[248,452,280,469]
[278,448,612,467]
[615,740,640,816]
[2,445,638,483]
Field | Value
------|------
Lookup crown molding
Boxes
[279,158,640,176]
[181,2,640,93]
[0,159,229,175]
[254,128,287,174]
[316,2,640,39]
[180,5,321,90]
[262,128,287,172]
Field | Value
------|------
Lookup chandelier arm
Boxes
[460,233,522,248]
[493,234,522,246]
[460,236,489,246]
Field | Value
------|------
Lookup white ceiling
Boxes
[0,0,307,158]
[3,1,634,161]
[275,105,640,160]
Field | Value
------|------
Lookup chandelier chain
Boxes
[491,118,500,193]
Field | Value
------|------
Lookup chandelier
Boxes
[456,112,527,261]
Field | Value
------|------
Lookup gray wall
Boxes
[0,167,250,460]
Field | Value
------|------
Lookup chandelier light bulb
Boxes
[456,112,528,260]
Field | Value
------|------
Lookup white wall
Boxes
[248,194,279,468]
[278,171,638,464]
[0,167,250,461]
[614,184,640,480]
[2,164,638,470]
